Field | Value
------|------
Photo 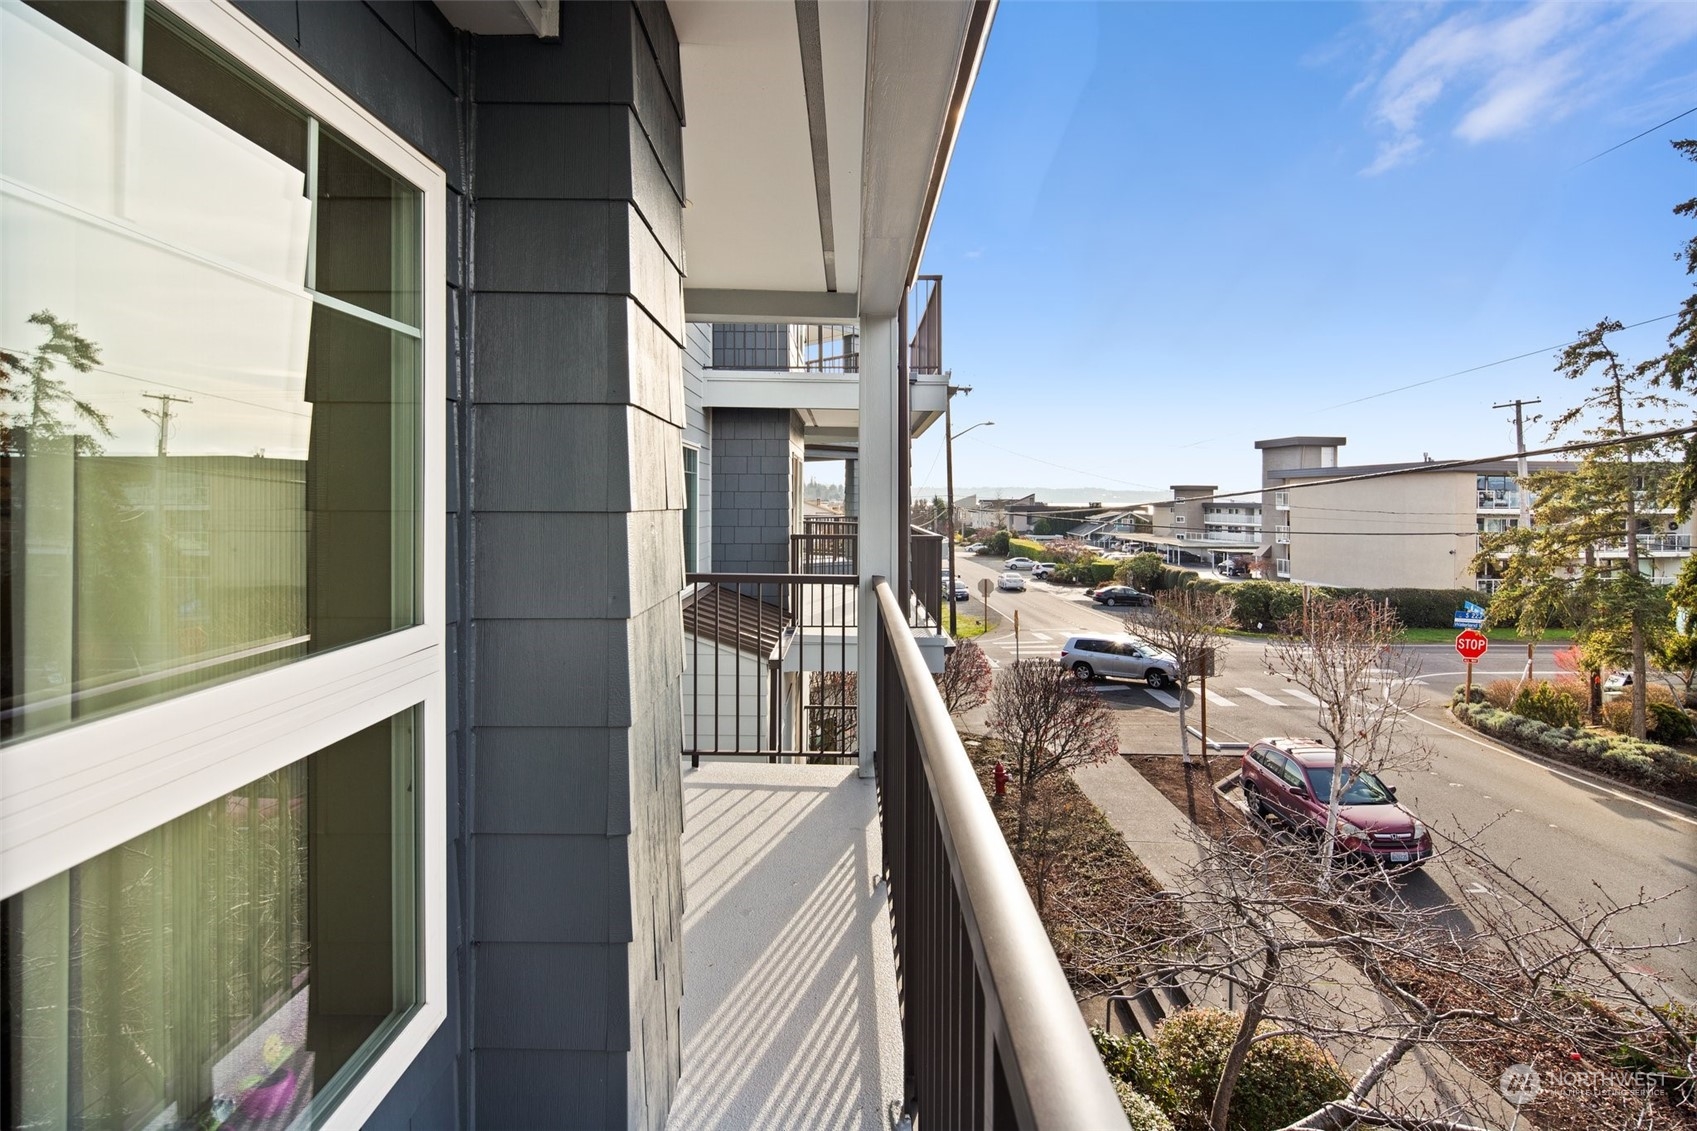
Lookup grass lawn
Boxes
[948,612,998,639]
[1399,627,1575,644]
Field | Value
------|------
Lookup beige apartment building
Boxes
[1256,436,1695,591]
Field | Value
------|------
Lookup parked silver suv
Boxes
[1058,633,1178,688]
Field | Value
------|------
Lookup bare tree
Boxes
[1069,822,1691,1131]
[1123,588,1235,765]
[986,659,1118,849]
[1264,595,1426,891]
[934,638,993,717]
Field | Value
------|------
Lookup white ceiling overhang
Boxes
[673,0,993,324]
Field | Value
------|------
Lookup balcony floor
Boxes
[666,763,905,1131]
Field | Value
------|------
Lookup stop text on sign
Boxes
[1455,629,1489,663]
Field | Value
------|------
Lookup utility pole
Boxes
[1492,397,1540,529]
[141,392,192,457]
[1493,396,1541,685]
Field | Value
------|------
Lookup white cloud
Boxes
[1347,1,1697,175]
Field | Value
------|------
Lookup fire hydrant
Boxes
[993,759,1009,798]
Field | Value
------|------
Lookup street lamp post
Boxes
[945,391,993,636]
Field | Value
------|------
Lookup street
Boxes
[950,554,1697,997]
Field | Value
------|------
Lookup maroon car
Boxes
[1240,738,1432,868]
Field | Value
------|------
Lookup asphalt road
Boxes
[950,554,1697,998]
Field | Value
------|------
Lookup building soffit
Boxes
[672,0,992,323]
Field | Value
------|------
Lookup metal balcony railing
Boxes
[791,519,858,575]
[1595,533,1693,555]
[1275,524,1291,544]
[709,323,860,372]
[681,573,857,766]
[909,275,943,376]
[871,578,1124,1128]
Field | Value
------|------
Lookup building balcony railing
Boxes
[682,573,859,765]
[1476,492,1520,510]
[1595,534,1693,556]
[870,578,1124,1127]
[1274,491,1289,510]
[1274,524,1291,544]
[1475,578,1504,595]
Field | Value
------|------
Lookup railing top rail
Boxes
[686,572,856,586]
[870,577,1125,1129]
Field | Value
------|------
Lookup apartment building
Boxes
[2,4,1124,1130]
[1138,485,1261,567]
[1256,436,1693,590]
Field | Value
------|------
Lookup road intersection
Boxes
[950,552,1697,997]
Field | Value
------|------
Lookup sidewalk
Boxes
[1069,756,1527,1130]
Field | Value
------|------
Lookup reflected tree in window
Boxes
[0,309,112,454]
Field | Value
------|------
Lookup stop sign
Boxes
[1455,629,1489,663]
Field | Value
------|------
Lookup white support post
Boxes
[857,316,899,779]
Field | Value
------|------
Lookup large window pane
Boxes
[2,709,419,1130]
[315,130,421,327]
[0,2,422,744]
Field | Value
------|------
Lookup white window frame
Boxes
[0,2,448,1125]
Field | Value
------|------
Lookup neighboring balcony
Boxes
[669,578,1124,1130]
[1595,533,1693,556]
[1274,524,1291,544]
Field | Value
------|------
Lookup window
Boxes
[683,445,699,572]
[2,3,446,1124]
[2,1,421,745]
[4,709,419,1129]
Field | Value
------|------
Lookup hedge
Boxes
[1451,695,1697,805]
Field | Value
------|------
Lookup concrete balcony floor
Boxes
[666,762,905,1131]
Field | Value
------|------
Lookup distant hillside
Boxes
[912,486,1165,508]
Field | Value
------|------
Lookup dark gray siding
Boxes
[233,3,685,1128]
[711,409,802,573]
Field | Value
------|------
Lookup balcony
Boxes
[1274,524,1291,545]
[1276,557,1291,578]
[671,579,1123,1128]
[1274,490,1289,510]
[1595,533,1693,556]
[1475,578,1503,595]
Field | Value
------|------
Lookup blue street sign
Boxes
[1454,613,1486,628]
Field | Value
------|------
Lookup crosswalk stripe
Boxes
[1283,688,1322,706]
[1144,688,1181,709]
[1236,687,1285,706]
[1203,688,1237,707]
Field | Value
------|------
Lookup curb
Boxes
[1443,707,1697,819]
[1184,725,1249,751]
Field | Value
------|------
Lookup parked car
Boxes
[1058,633,1177,688]
[952,580,972,602]
[965,542,988,553]
[1215,561,1250,578]
[1031,562,1056,579]
[1091,585,1154,608]
[997,572,1027,592]
[1003,556,1037,571]
[1240,738,1432,869]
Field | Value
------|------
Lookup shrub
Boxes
[1650,702,1697,744]
[985,529,1010,556]
[1512,681,1582,729]
[1152,1008,1349,1131]
[1483,679,1518,710]
[1230,582,1306,633]
[1093,1027,1181,1116]
[1114,1080,1177,1131]
[1114,552,1166,591]
[1600,698,1634,735]
[1008,536,1045,561]
[1453,697,1697,804]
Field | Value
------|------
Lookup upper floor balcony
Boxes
[1595,533,1693,556]
[697,281,951,448]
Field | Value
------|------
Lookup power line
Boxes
[970,438,1162,490]
[1571,105,1697,169]
[1314,314,1677,412]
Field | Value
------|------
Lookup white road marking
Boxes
[1283,688,1323,706]
[1203,688,1237,707]
[1144,688,1182,709]
[1236,687,1286,707]
[1389,704,1697,827]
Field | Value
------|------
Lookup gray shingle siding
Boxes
[234,3,685,1127]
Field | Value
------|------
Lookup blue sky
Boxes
[913,1,1697,501]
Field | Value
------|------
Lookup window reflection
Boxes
[0,2,422,743]
[2,709,419,1129]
